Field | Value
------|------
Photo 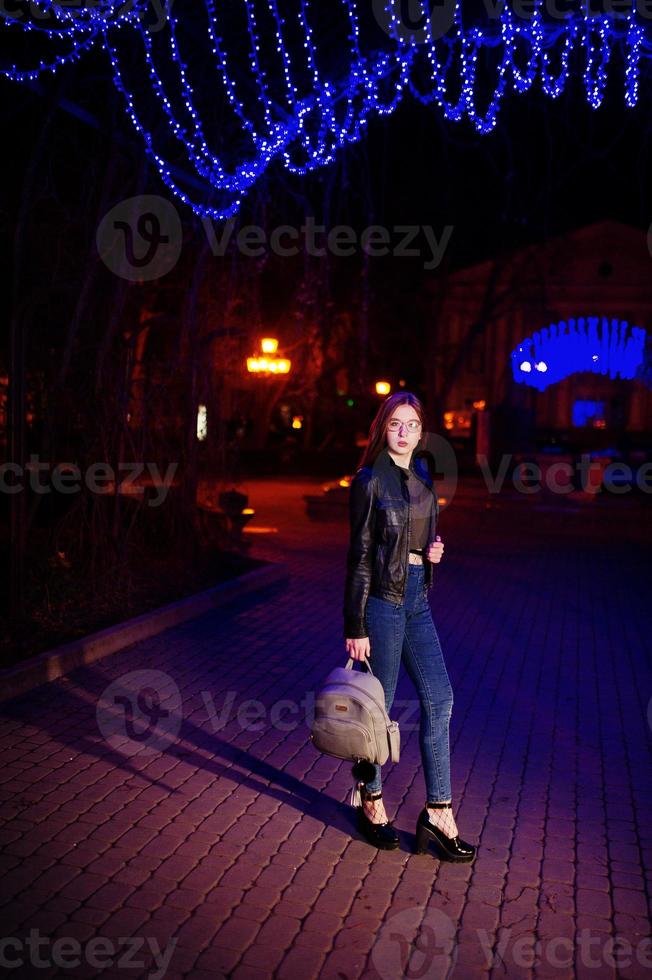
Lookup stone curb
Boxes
[0,561,290,703]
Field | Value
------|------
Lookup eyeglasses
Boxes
[387,419,421,432]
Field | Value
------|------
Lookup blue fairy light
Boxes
[1,0,649,217]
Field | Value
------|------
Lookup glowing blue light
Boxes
[0,1,648,217]
[511,316,647,391]
[572,400,606,426]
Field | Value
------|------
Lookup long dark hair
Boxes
[356,392,426,470]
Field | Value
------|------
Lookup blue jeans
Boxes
[362,563,453,802]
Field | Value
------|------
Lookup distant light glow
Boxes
[197,404,207,441]
[376,380,391,395]
[247,356,291,374]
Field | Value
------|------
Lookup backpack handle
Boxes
[345,656,375,676]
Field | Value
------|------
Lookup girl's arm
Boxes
[343,469,376,639]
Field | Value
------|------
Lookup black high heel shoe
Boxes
[354,785,400,851]
[415,801,476,863]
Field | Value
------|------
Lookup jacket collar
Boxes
[376,445,430,486]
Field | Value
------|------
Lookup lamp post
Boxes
[246,337,292,450]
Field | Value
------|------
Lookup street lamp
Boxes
[246,337,291,374]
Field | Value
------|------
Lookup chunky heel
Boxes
[414,804,477,863]
[415,822,431,854]
[354,785,400,851]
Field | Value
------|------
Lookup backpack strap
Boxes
[345,657,375,676]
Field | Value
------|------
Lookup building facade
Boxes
[426,221,652,454]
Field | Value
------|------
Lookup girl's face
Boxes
[384,403,422,462]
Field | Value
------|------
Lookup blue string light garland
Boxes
[1,0,648,217]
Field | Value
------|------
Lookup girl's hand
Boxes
[345,636,370,660]
[426,535,445,564]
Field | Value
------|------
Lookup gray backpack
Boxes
[310,658,400,803]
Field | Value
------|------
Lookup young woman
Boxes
[343,392,476,862]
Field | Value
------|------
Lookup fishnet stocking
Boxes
[361,794,389,825]
[426,802,459,839]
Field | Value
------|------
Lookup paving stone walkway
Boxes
[1,476,651,979]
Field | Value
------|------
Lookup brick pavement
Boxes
[1,476,651,980]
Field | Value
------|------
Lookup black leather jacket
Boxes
[343,446,439,638]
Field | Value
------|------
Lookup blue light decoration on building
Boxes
[511,316,647,392]
[0,1,649,218]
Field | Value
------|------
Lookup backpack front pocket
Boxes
[311,716,374,760]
